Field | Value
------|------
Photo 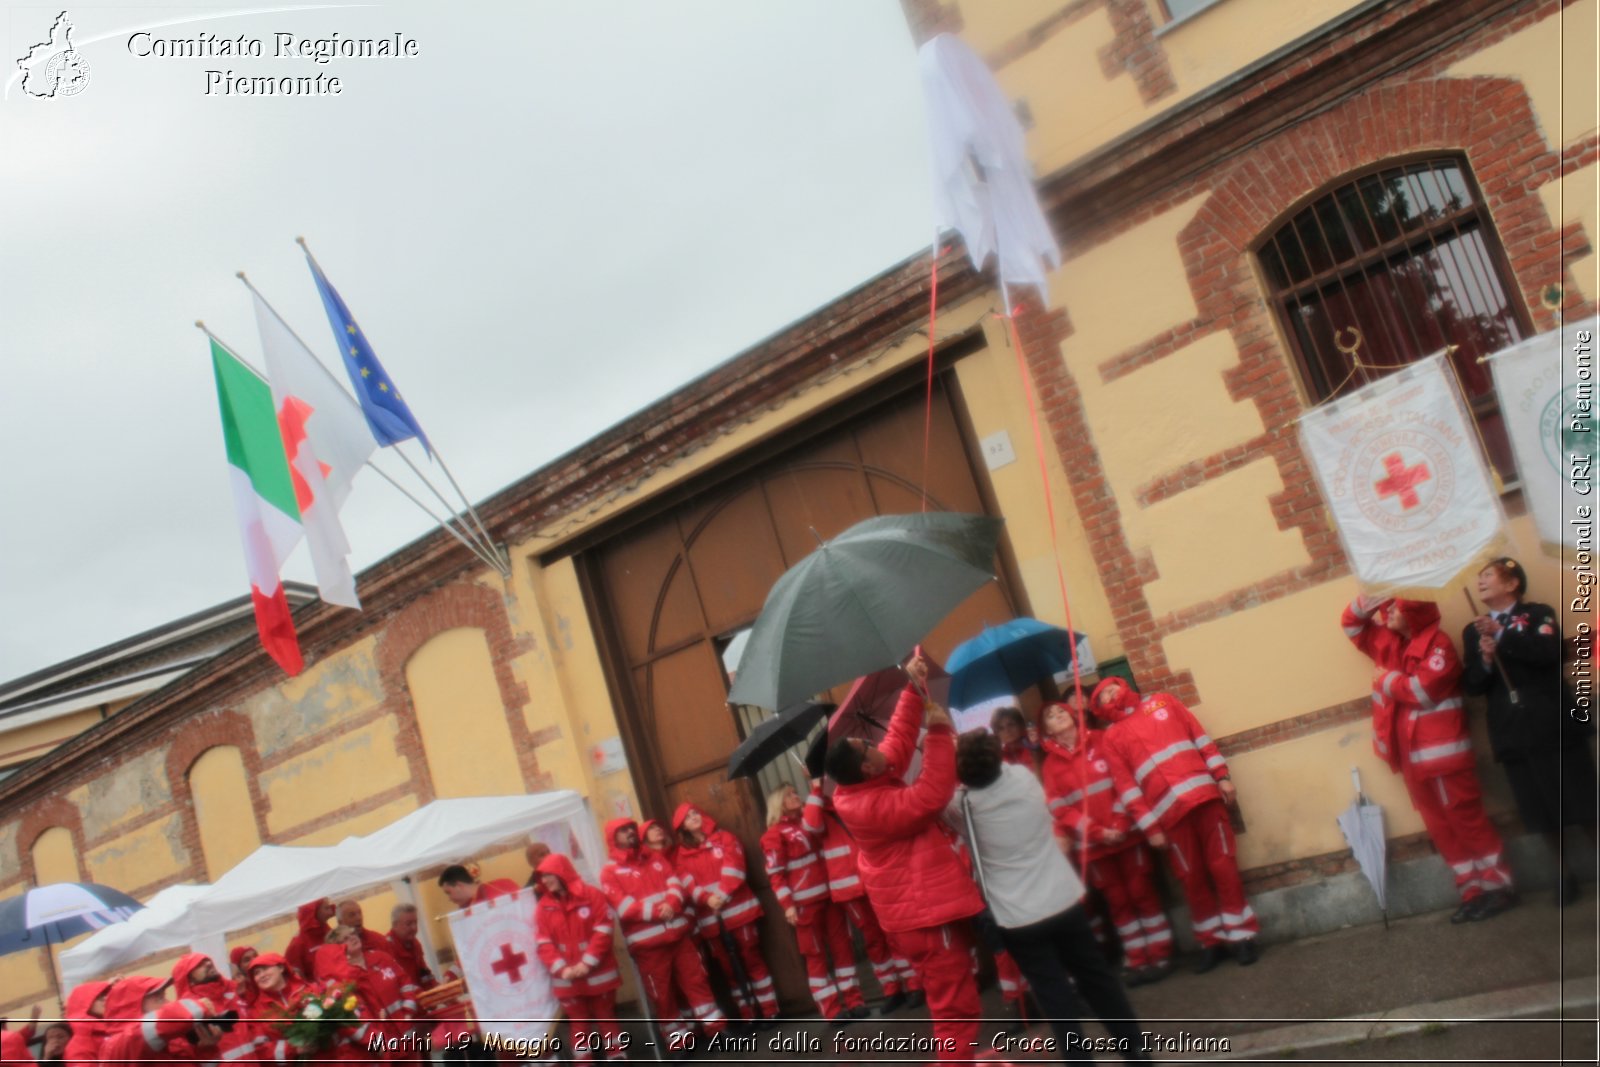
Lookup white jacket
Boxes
[952,762,1086,929]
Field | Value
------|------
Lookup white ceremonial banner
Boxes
[1488,318,1598,553]
[1299,352,1505,589]
[447,889,556,1047]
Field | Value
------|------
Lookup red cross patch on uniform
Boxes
[578,907,590,918]
[1152,707,1169,721]
[712,847,723,858]
[1428,648,1446,672]
[1094,759,1109,772]
[1539,623,1555,635]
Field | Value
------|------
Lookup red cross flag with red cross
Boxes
[446,888,558,1047]
[1299,352,1504,589]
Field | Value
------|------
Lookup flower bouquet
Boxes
[274,981,363,1054]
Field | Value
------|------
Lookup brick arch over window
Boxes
[1026,75,1594,712]
[375,582,554,797]
[164,711,269,879]
[16,796,87,885]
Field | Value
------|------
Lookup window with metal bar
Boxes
[1258,157,1526,482]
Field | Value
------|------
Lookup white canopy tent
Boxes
[61,792,602,989]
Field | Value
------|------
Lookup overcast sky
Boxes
[0,0,935,679]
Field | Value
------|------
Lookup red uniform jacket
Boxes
[237,954,308,1066]
[533,853,622,998]
[1094,677,1229,835]
[0,1029,32,1065]
[61,978,111,1067]
[830,685,984,934]
[1038,728,1137,861]
[799,783,866,902]
[285,899,331,979]
[599,818,692,952]
[98,978,210,1065]
[761,811,829,921]
[474,879,522,904]
[671,806,763,935]
[383,931,436,995]
[1343,598,1475,780]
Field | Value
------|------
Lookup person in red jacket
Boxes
[0,1019,34,1066]
[98,971,224,1064]
[316,923,414,1047]
[672,802,777,1020]
[438,866,521,908]
[1093,676,1259,973]
[59,979,110,1067]
[991,706,1040,772]
[227,946,259,1010]
[1040,699,1175,985]
[336,901,394,958]
[385,903,437,994]
[239,953,308,1065]
[599,818,726,1046]
[286,898,336,979]
[1343,596,1516,921]
[826,652,986,1062]
[762,784,869,1022]
[799,779,923,1013]
[533,853,626,1064]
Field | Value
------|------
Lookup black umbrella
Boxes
[0,882,144,1006]
[728,701,833,780]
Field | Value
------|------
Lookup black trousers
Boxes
[999,904,1149,1063]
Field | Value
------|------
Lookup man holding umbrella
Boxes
[826,653,985,1062]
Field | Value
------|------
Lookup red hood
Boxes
[296,898,331,940]
[103,976,170,1030]
[670,802,719,838]
[536,853,584,895]
[64,979,112,1021]
[1389,598,1441,634]
[605,817,639,863]
[1091,677,1140,721]
[228,945,256,971]
[172,951,227,1001]
[247,951,289,974]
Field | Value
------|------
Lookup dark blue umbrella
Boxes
[0,882,144,956]
[946,618,1092,725]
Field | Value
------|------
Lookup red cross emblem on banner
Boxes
[1374,452,1431,510]
[490,942,528,984]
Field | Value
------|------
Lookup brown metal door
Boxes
[584,377,1019,1004]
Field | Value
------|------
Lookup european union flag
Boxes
[305,253,432,457]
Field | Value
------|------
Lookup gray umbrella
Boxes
[726,512,1004,712]
[1336,768,1389,928]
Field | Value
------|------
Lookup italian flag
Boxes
[210,340,305,675]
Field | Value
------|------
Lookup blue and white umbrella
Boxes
[0,882,145,957]
[947,618,1094,731]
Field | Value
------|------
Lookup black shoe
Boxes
[1234,939,1260,966]
[1193,946,1228,974]
[1469,889,1518,921]
[1122,968,1147,988]
[1559,873,1580,907]
[903,990,925,1011]
[880,991,907,1013]
[847,1004,873,1020]
[1449,899,1479,924]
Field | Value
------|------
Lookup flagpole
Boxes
[295,237,508,571]
[233,272,509,574]
[196,322,506,576]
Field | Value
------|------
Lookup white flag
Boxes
[1488,318,1597,552]
[1300,352,1504,589]
[447,890,557,1049]
[252,293,376,608]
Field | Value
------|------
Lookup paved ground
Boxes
[517,886,1597,1063]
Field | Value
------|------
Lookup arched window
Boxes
[1258,157,1526,479]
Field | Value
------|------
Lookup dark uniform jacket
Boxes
[1461,601,1590,759]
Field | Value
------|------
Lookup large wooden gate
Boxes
[579,375,1021,1003]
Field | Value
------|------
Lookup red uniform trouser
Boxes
[1163,800,1258,947]
[1087,843,1175,968]
[633,936,727,1041]
[558,994,624,1064]
[1404,768,1513,902]
[995,950,1027,1002]
[701,922,778,1018]
[795,902,864,1017]
[838,896,920,996]
[889,922,981,1062]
